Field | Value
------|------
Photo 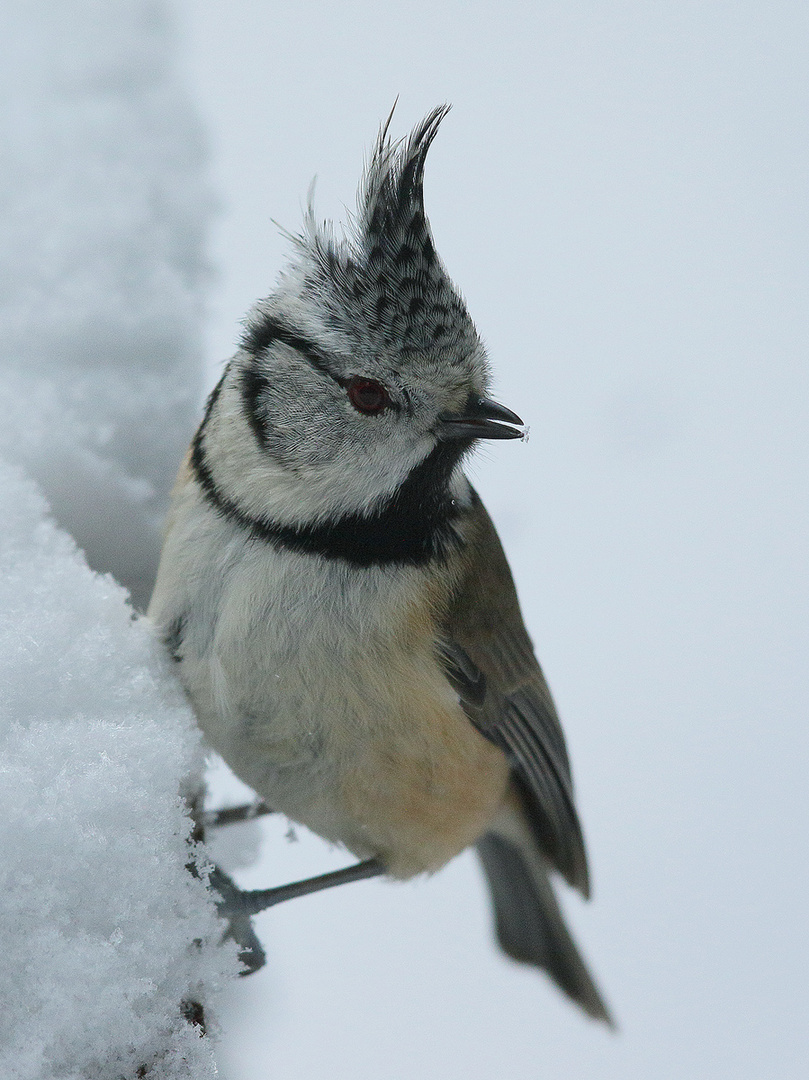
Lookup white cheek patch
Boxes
[203,376,435,528]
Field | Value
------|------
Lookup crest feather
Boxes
[359,103,450,264]
[337,105,475,356]
[251,106,479,362]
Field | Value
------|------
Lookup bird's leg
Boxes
[190,794,383,975]
[182,792,267,974]
[199,799,274,828]
[210,859,384,918]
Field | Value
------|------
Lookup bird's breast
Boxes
[171,526,509,878]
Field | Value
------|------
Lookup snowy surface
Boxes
[0,3,236,1077]
[0,0,210,610]
[177,2,809,1078]
[0,461,237,1079]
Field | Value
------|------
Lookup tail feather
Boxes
[477,833,614,1026]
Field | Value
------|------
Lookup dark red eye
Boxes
[346,377,391,415]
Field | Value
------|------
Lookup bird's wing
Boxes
[442,491,590,896]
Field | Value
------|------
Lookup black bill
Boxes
[436,395,525,441]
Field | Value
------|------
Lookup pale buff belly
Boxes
[336,679,511,878]
[190,633,510,880]
[175,529,510,879]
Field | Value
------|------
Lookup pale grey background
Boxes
[176,2,809,1076]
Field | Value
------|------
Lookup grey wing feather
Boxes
[436,641,487,710]
[442,491,590,896]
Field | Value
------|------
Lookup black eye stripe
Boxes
[242,314,340,383]
[240,315,410,434]
[240,365,273,449]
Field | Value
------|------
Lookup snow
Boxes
[0,461,237,1079]
[0,0,210,611]
[0,2,237,1076]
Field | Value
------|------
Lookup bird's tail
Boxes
[476,832,614,1025]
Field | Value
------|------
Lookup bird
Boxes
[148,105,611,1024]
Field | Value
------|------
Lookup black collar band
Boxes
[190,387,470,567]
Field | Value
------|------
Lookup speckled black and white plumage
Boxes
[243,105,483,369]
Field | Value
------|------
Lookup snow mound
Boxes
[0,460,237,1080]
[0,0,211,609]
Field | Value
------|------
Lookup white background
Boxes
[176,3,808,1077]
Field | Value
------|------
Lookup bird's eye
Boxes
[346,377,391,415]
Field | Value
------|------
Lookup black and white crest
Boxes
[244,106,481,366]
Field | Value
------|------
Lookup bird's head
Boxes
[199,107,524,532]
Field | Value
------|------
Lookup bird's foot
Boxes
[208,860,384,975]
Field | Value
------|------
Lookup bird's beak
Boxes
[436,396,525,441]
